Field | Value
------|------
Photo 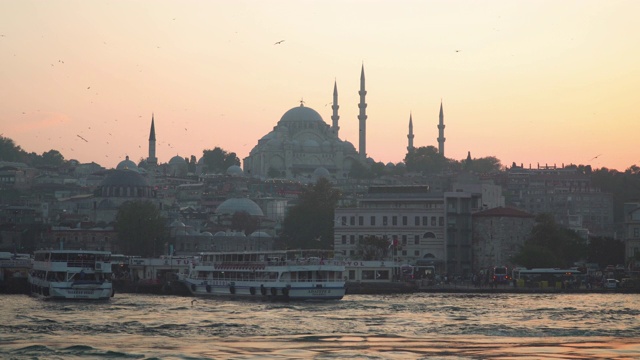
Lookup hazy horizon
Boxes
[2,1,638,171]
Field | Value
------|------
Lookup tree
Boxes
[200,147,240,174]
[35,150,65,167]
[404,146,448,173]
[280,178,341,249]
[466,156,502,173]
[115,200,167,256]
[512,213,587,268]
[356,235,389,260]
[230,211,259,235]
[587,236,625,267]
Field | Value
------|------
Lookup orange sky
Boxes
[1,0,639,171]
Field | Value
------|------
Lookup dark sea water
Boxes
[1,292,639,359]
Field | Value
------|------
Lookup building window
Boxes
[341,235,347,244]
[371,216,376,226]
[350,235,355,244]
[402,216,408,226]
[383,216,388,226]
[422,216,428,225]
[402,250,407,256]
[349,270,356,280]
[634,227,640,238]
[359,216,364,226]
[431,216,436,226]
[402,235,407,245]
[341,216,347,226]
[414,235,420,245]
[392,216,398,226]
[414,250,420,256]
[415,216,420,226]
[439,217,444,226]
[350,216,355,226]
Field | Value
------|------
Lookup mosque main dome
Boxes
[278,105,325,124]
[242,103,360,180]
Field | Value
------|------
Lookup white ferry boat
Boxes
[28,250,114,300]
[181,250,345,301]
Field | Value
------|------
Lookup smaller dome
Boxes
[303,139,320,152]
[201,231,213,236]
[313,167,330,179]
[215,198,264,216]
[101,169,148,187]
[169,155,186,165]
[214,231,227,237]
[250,231,272,238]
[169,220,186,228]
[343,141,356,152]
[116,156,138,171]
[226,165,244,176]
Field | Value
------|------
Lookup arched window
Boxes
[423,232,436,239]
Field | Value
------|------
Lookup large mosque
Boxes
[242,66,372,180]
[119,65,446,180]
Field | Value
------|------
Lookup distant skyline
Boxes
[1,1,639,171]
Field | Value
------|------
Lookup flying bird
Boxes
[455,50,461,53]
[590,154,602,161]
[274,40,285,45]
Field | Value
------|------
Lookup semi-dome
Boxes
[101,169,148,187]
[278,104,325,125]
[116,156,138,171]
[215,198,264,216]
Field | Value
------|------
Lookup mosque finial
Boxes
[300,98,305,107]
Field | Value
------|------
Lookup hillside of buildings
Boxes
[1,135,639,278]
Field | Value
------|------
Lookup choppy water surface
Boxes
[1,292,639,359]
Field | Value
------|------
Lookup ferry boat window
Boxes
[348,270,356,280]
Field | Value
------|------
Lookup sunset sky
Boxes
[1,1,639,171]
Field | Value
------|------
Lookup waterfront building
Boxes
[472,206,535,271]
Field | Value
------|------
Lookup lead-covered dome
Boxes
[278,104,325,125]
[215,198,264,216]
[116,156,138,172]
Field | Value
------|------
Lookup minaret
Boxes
[148,114,157,165]
[331,80,340,137]
[437,100,446,156]
[407,113,414,152]
[358,65,367,160]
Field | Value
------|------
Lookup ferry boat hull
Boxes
[182,279,345,301]
[28,250,114,300]
[181,250,346,301]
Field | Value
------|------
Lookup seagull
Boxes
[274,40,285,45]
[590,154,602,161]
